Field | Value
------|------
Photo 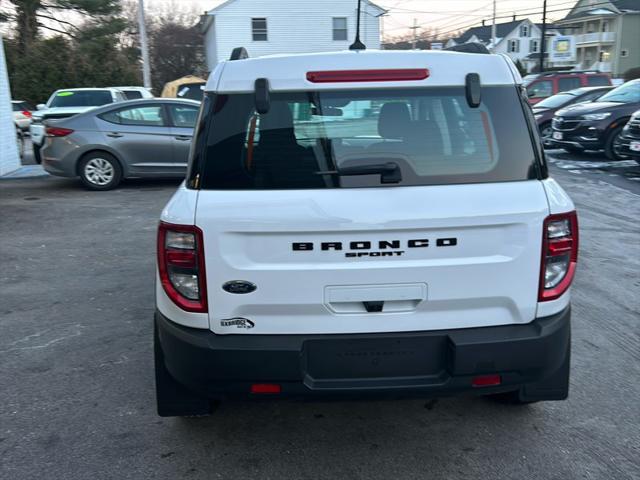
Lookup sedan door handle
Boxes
[107,132,123,138]
[175,135,191,141]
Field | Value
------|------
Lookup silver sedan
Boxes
[41,98,200,190]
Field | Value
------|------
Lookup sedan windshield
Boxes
[598,81,640,104]
[535,92,576,109]
[49,90,114,108]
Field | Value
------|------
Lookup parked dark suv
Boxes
[615,109,640,164]
[549,79,640,160]
[532,86,613,146]
[523,70,612,105]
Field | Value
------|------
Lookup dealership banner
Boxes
[550,36,577,62]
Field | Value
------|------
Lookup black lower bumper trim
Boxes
[156,307,571,400]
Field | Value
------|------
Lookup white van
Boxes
[154,49,578,416]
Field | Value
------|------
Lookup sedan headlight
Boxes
[581,112,611,121]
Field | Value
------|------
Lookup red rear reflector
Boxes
[22,110,32,118]
[306,69,429,83]
[45,127,74,137]
[250,384,281,394]
[472,374,502,387]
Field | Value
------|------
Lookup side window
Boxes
[169,105,199,128]
[558,77,582,92]
[99,105,165,127]
[333,17,348,41]
[586,76,610,86]
[527,80,553,99]
[252,18,268,41]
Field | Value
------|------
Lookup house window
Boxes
[529,39,539,53]
[333,17,348,41]
[252,18,268,41]
[520,25,529,37]
[508,39,520,53]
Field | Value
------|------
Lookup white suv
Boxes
[154,49,578,417]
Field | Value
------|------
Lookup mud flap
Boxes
[518,335,571,403]
[154,323,213,417]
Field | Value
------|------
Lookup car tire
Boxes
[605,125,628,161]
[78,152,123,191]
[154,322,214,417]
[32,143,42,164]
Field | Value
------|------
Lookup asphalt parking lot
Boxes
[1,151,639,480]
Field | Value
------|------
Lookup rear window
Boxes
[193,86,538,190]
[177,83,205,101]
[49,90,113,108]
[586,75,610,87]
[122,90,144,100]
[12,102,29,111]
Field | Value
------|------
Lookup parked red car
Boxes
[524,71,612,105]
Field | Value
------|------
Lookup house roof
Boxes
[205,0,386,19]
[562,0,640,21]
[453,20,524,44]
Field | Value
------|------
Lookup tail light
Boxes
[157,222,207,313]
[45,127,74,137]
[539,211,579,301]
[22,110,32,118]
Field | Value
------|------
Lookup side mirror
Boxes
[36,104,46,111]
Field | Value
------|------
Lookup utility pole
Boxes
[138,0,152,90]
[539,0,547,73]
[491,0,497,52]
[410,18,419,49]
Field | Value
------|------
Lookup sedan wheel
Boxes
[79,153,122,190]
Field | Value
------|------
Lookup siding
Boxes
[0,38,19,176]
[205,0,381,69]
[617,14,640,76]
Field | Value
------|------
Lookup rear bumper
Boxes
[156,307,571,400]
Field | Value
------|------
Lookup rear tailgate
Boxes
[197,181,548,335]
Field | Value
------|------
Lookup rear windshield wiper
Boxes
[316,161,402,184]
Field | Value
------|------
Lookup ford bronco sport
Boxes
[154,48,578,417]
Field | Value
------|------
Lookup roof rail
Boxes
[230,47,249,61]
[444,42,490,54]
[537,69,602,76]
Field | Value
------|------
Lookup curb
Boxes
[0,165,50,180]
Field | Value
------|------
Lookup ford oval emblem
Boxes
[223,280,257,294]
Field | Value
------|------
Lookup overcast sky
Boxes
[152,0,579,39]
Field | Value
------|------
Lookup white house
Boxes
[200,0,385,71]
[446,19,560,72]
[0,36,19,176]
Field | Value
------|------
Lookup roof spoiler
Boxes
[230,47,249,61]
[444,43,490,55]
